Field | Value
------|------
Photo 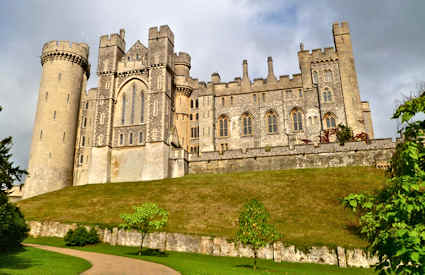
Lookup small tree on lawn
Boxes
[120,202,168,255]
[235,199,281,271]
[343,89,425,274]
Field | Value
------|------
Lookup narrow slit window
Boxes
[141,92,144,123]
[122,94,126,125]
[86,102,89,109]
[129,132,133,144]
[83,117,87,128]
[139,132,143,143]
[40,130,43,140]
[81,136,85,146]
[196,99,199,108]
[45,92,48,102]
[63,132,66,142]
[53,111,56,120]
[67,94,70,104]
[131,84,136,124]
[120,134,124,145]
[79,154,84,164]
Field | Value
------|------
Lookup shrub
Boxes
[64,226,99,246]
[336,124,353,145]
[0,193,29,252]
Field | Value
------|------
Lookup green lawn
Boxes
[25,237,376,275]
[0,245,91,275]
[18,167,387,248]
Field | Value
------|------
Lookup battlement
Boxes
[298,47,338,62]
[99,29,126,51]
[332,21,350,36]
[149,25,175,45]
[42,40,89,60]
[175,52,191,67]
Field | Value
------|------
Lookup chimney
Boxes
[241,59,251,91]
[266,56,277,83]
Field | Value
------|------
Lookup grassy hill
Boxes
[18,167,387,249]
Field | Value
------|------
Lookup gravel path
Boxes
[25,244,181,275]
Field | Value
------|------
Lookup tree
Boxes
[336,124,353,145]
[343,90,425,274]
[235,199,281,271]
[0,106,29,251]
[0,106,27,194]
[120,203,168,255]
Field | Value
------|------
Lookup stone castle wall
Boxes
[189,139,396,174]
[28,220,377,268]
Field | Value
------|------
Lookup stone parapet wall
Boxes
[28,221,376,268]
[189,139,396,174]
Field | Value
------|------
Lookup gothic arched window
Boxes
[324,113,337,129]
[291,108,303,131]
[241,113,253,136]
[323,88,332,102]
[218,115,229,137]
[266,111,278,133]
[325,70,333,82]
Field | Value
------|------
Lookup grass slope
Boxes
[18,167,386,248]
[25,237,376,275]
[0,246,91,275]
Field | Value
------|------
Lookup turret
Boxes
[174,52,192,150]
[23,40,90,198]
[333,22,365,134]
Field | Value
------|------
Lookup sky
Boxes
[1,0,424,175]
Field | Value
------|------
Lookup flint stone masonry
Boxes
[189,138,396,174]
[28,220,377,268]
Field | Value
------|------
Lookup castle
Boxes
[23,22,375,199]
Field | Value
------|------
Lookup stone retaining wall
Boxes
[188,139,396,174]
[28,221,377,268]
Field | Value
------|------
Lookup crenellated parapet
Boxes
[175,52,191,68]
[298,47,338,64]
[99,29,126,52]
[41,40,90,77]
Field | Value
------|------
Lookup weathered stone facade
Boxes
[23,22,378,198]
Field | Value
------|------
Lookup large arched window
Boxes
[323,88,332,102]
[324,113,337,129]
[266,111,278,133]
[291,108,303,131]
[241,113,253,136]
[115,79,147,127]
[218,115,229,137]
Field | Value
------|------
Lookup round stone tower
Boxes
[23,41,90,198]
[174,52,192,151]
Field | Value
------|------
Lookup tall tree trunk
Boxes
[139,234,146,256]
